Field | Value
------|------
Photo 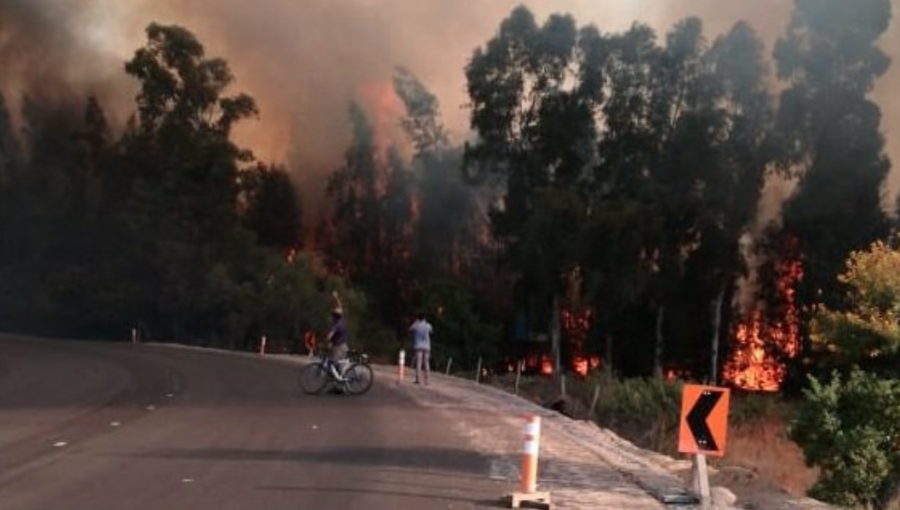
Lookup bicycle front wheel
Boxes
[343,363,374,395]
[298,363,329,394]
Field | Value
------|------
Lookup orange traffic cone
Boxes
[508,415,550,508]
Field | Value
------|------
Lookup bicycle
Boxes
[298,348,374,395]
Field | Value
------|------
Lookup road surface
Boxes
[7,333,817,510]
[0,334,507,510]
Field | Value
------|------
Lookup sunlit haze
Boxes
[2,0,898,206]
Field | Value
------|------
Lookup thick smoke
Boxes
[0,1,128,119]
[875,11,900,208]
[1,0,898,210]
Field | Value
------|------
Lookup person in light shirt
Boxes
[327,292,349,379]
[408,312,433,385]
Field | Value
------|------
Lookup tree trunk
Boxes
[653,305,665,378]
[550,294,561,376]
[604,331,614,375]
[710,282,727,386]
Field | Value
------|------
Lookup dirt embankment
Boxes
[488,372,830,510]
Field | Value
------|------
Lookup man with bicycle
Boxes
[299,291,374,395]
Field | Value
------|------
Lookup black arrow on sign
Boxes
[686,390,722,452]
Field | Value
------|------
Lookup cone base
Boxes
[507,490,551,509]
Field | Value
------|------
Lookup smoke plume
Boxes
[2,0,898,212]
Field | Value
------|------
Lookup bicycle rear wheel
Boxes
[343,363,374,395]
[298,362,329,394]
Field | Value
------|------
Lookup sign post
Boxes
[514,360,523,395]
[678,384,730,510]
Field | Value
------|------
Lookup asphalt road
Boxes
[0,334,506,510]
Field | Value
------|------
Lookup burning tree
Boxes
[463,7,599,367]
[775,0,892,316]
[316,68,492,334]
[392,67,483,282]
[561,306,595,376]
[724,234,802,392]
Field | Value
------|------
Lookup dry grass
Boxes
[720,416,818,496]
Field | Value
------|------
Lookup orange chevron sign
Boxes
[678,384,730,457]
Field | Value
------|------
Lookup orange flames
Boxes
[509,352,598,377]
[507,307,597,377]
[724,251,803,392]
[508,353,555,375]
[574,357,588,376]
[541,356,554,375]
[561,307,594,376]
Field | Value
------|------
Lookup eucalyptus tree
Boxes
[0,88,20,261]
[241,163,302,250]
[392,67,477,280]
[392,67,449,161]
[689,22,774,383]
[0,90,26,328]
[644,18,715,377]
[463,6,600,365]
[377,146,416,326]
[584,22,660,373]
[0,89,19,186]
[774,0,892,316]
[119,22,260,340]
[319,102,381,281]
[123,22,258,240]
[0,89,123,335]
[591,19,721,377]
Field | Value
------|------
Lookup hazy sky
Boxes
[1,0,898,207]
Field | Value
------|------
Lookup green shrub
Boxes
[361,327,401,363]
[789,369,900,509]
[591,373,683,454]
[417,280,501,369]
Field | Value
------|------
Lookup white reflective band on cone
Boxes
[523,441,539,455]
[524,421,541,436]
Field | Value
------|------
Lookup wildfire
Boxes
[508,353,555,375]
[356,81,406,160]
[541,356,554,375]
[561,307,593,376]
[574,357,588,376]
[724,250,803,391]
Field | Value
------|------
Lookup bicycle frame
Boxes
[300,348,374,395]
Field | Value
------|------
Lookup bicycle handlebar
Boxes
[310,347,368,365]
